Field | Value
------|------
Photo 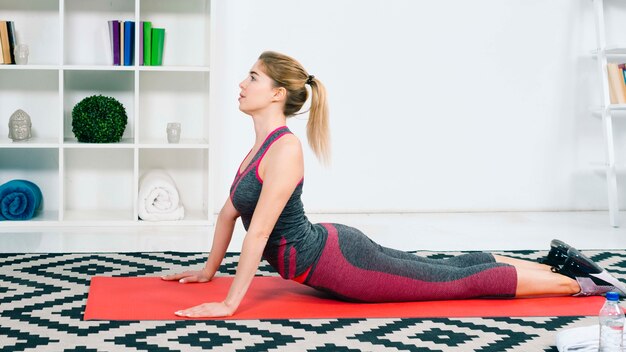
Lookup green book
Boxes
[151,28,165,66]
[143,21,152,66]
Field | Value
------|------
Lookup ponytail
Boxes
[306,77,330,165]
[258,51,331,165]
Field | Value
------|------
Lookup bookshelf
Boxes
[591,0,626,227]
[0,0,214,227]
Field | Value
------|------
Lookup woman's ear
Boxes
[272,86,287,102]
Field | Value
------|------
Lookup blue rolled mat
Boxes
[0,180,43,220]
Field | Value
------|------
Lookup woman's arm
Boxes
[203,197,240,279]
[162,197,240,283]
[175,135,304,317]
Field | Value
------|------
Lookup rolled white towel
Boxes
[138,170,185,221]
[555,324,618,352]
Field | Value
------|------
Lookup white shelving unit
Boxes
[590,0,626,227]
[0,0,214,227]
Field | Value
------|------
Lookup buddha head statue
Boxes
[8,109,32,141]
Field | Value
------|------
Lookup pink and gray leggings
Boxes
[294,223,518,302]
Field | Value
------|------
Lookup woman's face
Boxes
[238,60,279,115]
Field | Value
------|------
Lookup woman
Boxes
[163,51,626,318]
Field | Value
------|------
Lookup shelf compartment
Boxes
[140,0,211,67]
[2,0,61,65]
[0,70,60,144]
[63,70,135,144]
[0,70,60,145]
[64,0,134,66]
[138,148,209,223]
[138,70,209,145]
[0,148,60,222]
[63,148,134,221]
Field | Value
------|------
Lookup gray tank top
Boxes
[229,126,326,279]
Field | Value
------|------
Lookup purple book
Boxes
[110,20,120,65]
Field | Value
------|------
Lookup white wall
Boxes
[212,0,626,214]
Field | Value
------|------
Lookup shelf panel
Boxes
[138,66,210,72]
[0,65,61,71]
[137,209,210,225]
[0,138,60,148]
[0,210,60,225]
[60,65,210,72]
[608,104,626,111]
[62,65,135,71]
[591,46,626,58]
[590,105,626,117]
[138,138,209,148]
[63,138,135,148]
[63,210,134,222]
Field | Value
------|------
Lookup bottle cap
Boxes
[606,291,620,301]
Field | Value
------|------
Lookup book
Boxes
[607,63,626,104]
[120,21,124,66]
[7,21,16,64]
[139,21,143,65]
[619,64,626,104]
[0,34,3,64]
[124,21,134,65]
[151,27,165,66]
[0,21,11,64]
[143,21,152,66]
[108,20,121,65]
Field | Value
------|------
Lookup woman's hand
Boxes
[175,301,234,318]
[161,269,212,284]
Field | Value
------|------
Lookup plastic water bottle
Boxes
[599,291,624,352]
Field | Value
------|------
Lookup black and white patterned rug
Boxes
[2,249,625,351]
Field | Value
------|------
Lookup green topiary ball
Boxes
[72,95,128,143]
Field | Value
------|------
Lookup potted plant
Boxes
[71,95,128,143]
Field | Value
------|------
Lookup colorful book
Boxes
[123,21,134,65]
[619,64,626,104]
[143,21,152,66]
[120,21,124,66]
[7,21,16,64]
[151,27,165,66]
[108,20,121,65]
[607,63,626,104]
[139,21,143,65]
[0,21,11,64]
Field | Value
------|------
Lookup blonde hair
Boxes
[258,51,330,165]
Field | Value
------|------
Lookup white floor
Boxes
[2,211,626,253]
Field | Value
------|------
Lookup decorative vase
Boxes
[167,122,181,143]
[14,44,29,65]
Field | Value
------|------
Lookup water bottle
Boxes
[599,291,624,352]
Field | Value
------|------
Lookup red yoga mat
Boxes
[84,276,606,321]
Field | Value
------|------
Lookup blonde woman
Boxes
[163,51,625,318]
